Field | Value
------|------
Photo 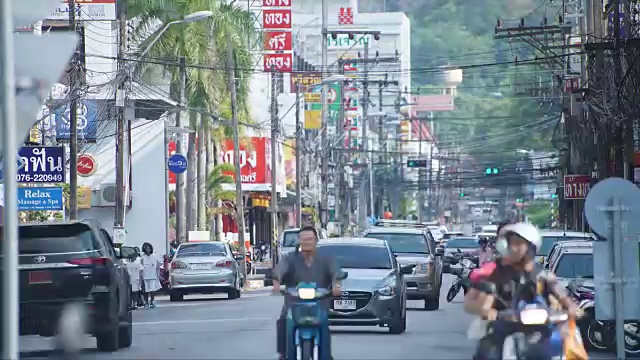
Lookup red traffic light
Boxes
[373,33,380,41]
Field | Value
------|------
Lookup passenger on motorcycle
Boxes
[475,238,494,265]
[272,226,342,360]
[463,222,578,358]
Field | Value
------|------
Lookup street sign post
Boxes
[168,153,188,174]
[584,177,640,360]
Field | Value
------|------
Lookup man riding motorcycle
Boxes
[463,221,578,359]
[272,226,342,360]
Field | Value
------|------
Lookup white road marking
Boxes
[134,317,274,326]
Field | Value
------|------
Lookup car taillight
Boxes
[171,261,187,269]
[67,257,111,266]
[216,260,233,268]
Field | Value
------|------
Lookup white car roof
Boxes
[541,230,595,239]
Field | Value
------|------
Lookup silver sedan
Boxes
[169,242,243,301]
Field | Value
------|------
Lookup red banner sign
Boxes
[168,141,177,185]
[220,137,269,184]
[263,9,292,29]
[264,53,293,72]
[264,31,292,51]
[263,0,291,6]
[564,175,590,200]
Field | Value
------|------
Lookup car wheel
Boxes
[424,296,440,311]
[169,291,183,302]
[118,301,133,349]
[388,309,406,334]
[96,293,119,352]
[228,277,241,299]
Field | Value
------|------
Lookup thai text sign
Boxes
[263,0,290,6]
[290,72,322,92]
[263,9,292,29]
[18,146,65,183]
[564,175,590,200]
[18,187,64,211]
[48,0,117,21]
[220,137,269,184]
[264,31,292,51]
[327,34,369,50]
[53,100,99,141]
[264,53,292,72]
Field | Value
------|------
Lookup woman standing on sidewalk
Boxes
[141,242,162,308]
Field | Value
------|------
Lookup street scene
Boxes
[3,0,640,359]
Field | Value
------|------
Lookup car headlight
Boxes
[377,277,397,296]
[414,263,433,275]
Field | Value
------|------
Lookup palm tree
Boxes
[126,0,259,233]
[206,163,235,235]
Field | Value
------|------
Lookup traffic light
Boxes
[551,193,558,199]
[459,192,465,197]
[407,159,428,168]
[516,198,523,203]
[484,167,500,175]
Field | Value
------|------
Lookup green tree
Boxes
[206,163,235,232]
[127,0,259,230]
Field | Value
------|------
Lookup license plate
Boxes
[333,300,356,310]
[29,271,52,284]
[191,264,210,270]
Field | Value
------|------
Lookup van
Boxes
[278,228,328,261]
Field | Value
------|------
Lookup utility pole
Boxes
[427,144,434,221]
[336,66,346,233]
[270,67,279,263]
[226,34,246,277]
[295,85,302,227]
[320,0,328,228]
[362,42,374,219]
[68,0,79,220]
[378,83,384,215]
[114,4,127,227]
[175,57,186,243]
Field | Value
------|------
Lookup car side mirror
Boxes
[337,271,348,280]
[119,246,136,259]
[435,247,445,256]
[399,265,415,275]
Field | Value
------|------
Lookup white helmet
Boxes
[500,222,542,250]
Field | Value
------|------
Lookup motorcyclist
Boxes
[272,226,342,360]
[475,237,494,265]
[463,221,578,359]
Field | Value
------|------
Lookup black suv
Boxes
[15,220,132,351]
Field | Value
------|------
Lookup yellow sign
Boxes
[304,93,321,103]
[77,186,92,209]
[304,110,322,129]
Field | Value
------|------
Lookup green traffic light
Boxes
[459,192,465,197]
[485,168,491,175]
[492,167,499,174]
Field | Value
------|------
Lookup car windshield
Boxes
[282,232,299,247]
[445,238,477,249]
[539,237,590,256]
[364,233,429,254]
[177,243,226,257]
[11,224,97,255]
[554,253,593,279]
[317,244,392,269]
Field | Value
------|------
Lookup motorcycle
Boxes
[446,257,476,302]
[577,297,640,355]
[469,276,571,360]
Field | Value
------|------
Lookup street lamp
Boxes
[137,10,214,60]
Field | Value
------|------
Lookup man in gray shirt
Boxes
[273,226,342,360]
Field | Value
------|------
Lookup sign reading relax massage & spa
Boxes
[18,187,64,211]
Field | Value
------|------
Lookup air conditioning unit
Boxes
[95,183,132,207]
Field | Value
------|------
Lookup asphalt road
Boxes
[20,275,477,359]
[19,275,614,359]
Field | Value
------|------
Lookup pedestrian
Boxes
[140,242,162,308]
[124,249,142,309]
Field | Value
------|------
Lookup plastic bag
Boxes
[564,318,588,360]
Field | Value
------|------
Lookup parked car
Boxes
[16,220,132,352]
[537,230,595,264]
[543,241,593,290]
[169,241,244,301]
[362,220,444,310]
[317,237,414,334]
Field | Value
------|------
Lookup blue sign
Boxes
[17,146,66,183]
[0,155,25,182]
[18,187,64,211]
[168,154,188,174]
[53,100,98,141]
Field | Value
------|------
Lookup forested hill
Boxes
[359,0,559,157]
